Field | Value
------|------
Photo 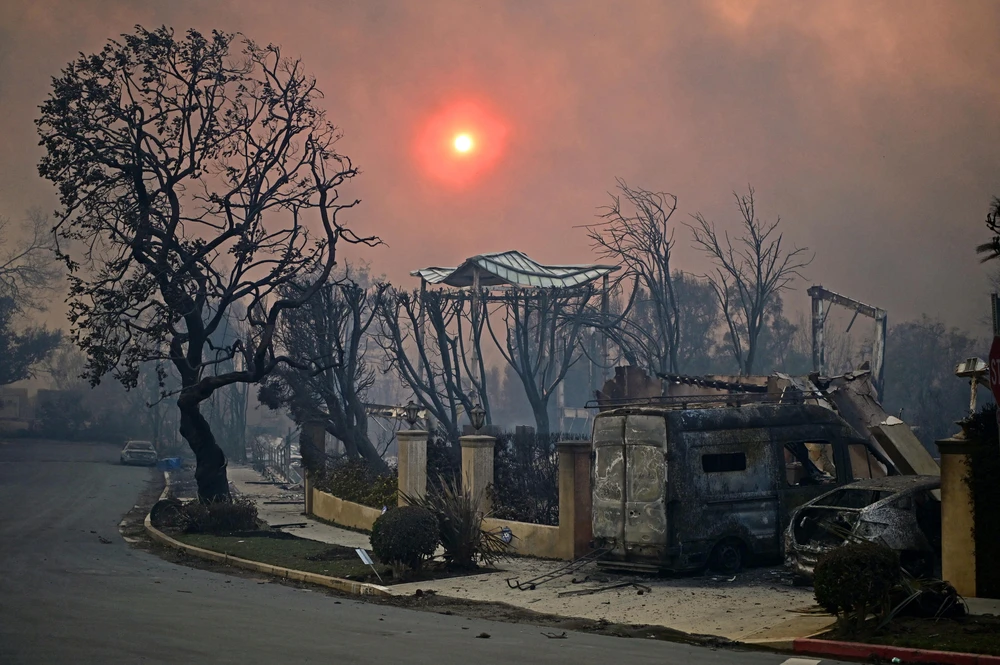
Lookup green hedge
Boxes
[370,505,439,576]
[814,540,901,632]
[315,457,397,509]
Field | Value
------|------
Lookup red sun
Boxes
[413,99,509,188]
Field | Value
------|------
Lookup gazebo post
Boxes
[601,273,610,384]
[471,266,481,386]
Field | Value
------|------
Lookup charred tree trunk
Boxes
[532,403,552,440]
[178,390,230,503]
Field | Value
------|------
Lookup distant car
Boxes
[120,440,159,466]
[785,475,942,582]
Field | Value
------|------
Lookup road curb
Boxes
[794,637,1000,665]
[145,473,390,598]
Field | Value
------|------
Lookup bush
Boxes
[426,434,460,482]
[316,457,397,509]
[814,540,901,632]
[488,430,569,525]
[965,403,1000,598]
[181,496,260,534]
[370,505,439,578]
[403,476,512,571]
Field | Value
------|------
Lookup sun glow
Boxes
[413,99,508,188]
[454,133,474,153]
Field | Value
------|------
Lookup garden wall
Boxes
[309,487,569,559]
[310,488,382,532]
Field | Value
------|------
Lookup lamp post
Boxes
[403,400,420,429]
[470,403,486,433]
[397,400,427,506]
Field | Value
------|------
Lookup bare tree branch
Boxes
[36,26,378,501]
[687,185,812,375]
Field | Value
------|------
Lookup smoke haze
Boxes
[1,0,998,329]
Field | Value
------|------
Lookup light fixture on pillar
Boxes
[403,400,420,428]
[470,403,486,433]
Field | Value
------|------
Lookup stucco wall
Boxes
[309,488,570,559]
[310,488,382,532]
[483,517,566,560]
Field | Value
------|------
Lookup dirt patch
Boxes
[820,614,1000,656]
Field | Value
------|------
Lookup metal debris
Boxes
[505,547,610,590]
[557,581,651,597]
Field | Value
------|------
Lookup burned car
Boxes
[119,440,159,466]
[785,475,941,581]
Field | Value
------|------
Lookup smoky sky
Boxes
[1,0,998,332]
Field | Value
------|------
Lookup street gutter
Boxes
[144,472,390,597]
[794,637,1000,665]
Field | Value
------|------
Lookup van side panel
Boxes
[668,427,780,566]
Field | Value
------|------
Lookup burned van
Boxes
[591,402,897,574]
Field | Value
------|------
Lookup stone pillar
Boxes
[936,430,978,597]
[300,420,326,515]
[558,441,593,559]
[460,434,496,512]
[397,429,428,507]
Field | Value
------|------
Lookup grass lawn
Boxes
[822,615,1000,656]
[176,532,389,583]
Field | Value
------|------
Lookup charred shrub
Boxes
[370,505,439,578]
[316,457,397,509]
[403,476,512,571]
[426,434,461,483]
[488,430,563,526]
[965,403,1000,598]
[814,541,901,632]
[181,497,260,534]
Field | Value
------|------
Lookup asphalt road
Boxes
[0,439,836,664]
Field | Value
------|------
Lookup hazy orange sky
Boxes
[1,0,999,331]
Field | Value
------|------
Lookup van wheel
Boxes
[709,539,745,574]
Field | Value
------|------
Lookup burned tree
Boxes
[0,211,61,385]
[37,27,376,501]
[260,271,390,472]
[689,186,811,376]
[486,286,596,438]
[585,179,685,375]
[377,288,488,446]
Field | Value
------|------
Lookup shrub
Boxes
[965,403,1000,598]
[403,476,512,570]
[814,540,901,632]
[181,496,260,534]
[426,434,460,482]
[370,505,439,578]
[316,457,397,509]
[488,430,567,525]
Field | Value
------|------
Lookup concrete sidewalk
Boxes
[227,464,833,642]
[228,465,371,550]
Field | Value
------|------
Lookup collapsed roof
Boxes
[411,250,619,289]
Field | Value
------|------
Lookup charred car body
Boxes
[591,399,900,574]
[784,475,942,581]
[119,440,158,466]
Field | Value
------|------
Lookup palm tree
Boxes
[975,197,1000,262]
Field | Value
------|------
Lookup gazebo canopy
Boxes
[411,250,619,289]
